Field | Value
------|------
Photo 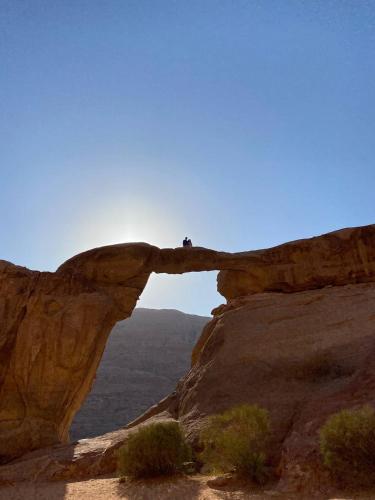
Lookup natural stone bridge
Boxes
[1,224,375,461]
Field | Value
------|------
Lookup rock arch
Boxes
[1,224,375,460]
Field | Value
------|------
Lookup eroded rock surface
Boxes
[176,283,375,495]
[1,223,375,482]
[217,224,375,299]
[2,282,375,497]
[0,261,131,462]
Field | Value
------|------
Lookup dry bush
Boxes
[320,405,375,487]
[199,404,270,483]
[117,421,191,479]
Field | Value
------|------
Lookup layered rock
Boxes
[217,224,375,298]
[1,223,375,474]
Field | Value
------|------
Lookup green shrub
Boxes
[117,421,191,479]
[319,405,375,487]
[199,404,270,482]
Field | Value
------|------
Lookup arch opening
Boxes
[70,271,218,440]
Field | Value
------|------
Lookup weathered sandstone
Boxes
[116,282,375,496]
[217,224,375,298]
[175,283,375,494]
[1,282,375,497]
[59,224,375,299]
[1,223,375,491]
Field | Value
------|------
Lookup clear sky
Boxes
[1,1,375,315]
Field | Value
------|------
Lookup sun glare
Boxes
[73,197,182,252]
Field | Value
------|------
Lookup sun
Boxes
[73,197,182,252]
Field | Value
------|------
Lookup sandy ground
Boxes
[0,474,370,500]
[0,475,289,500]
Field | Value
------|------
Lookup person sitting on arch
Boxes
[182,237,193,247]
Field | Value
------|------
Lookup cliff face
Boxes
[1,224,375,491]
[174,283,375,493]
[0,261,127,462]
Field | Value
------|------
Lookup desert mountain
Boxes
[70,308,208,440]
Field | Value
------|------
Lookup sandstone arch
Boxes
[1,224,375,461]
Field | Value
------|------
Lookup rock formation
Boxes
[2,224,375,494]
[0,243,236,462]
[174,283,375,494]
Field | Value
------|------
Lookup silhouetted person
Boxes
[187,238,192,247]
[183,237,189,247]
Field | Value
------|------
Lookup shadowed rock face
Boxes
[0,262,129,462]
[1,224,375,461]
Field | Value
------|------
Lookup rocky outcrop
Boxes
[1,223,375,471]
[175,283,375,494]
[217,224,375,299]
[1,282,375,497]
[0,261,129,463]
[0,415,175,483]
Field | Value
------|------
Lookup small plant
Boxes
[292,351,353,383]
[319,405,375,487]
[199,404,270,482]
[117,421,191,479]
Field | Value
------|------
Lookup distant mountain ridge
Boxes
[70,308,209,440]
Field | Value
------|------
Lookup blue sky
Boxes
[1,1,375,315]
